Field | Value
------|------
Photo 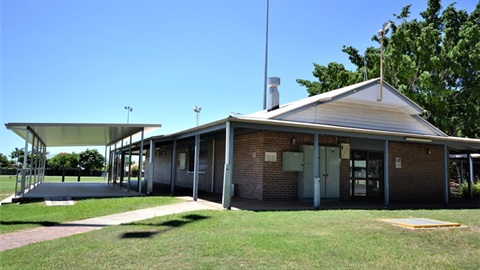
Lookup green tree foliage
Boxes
[48,152,79,170]
[297,0,480,138]
[0,153,10,168]
[79,149,104,175]
[10,147,25,167]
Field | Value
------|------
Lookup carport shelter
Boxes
[130,78,479,209]
[4,123,161,198]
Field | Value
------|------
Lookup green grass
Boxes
[1,209,480,269]
[0,196,181,234]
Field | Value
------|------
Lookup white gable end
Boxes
[280,100,440,136]
[342,83,423,114]
[247,79,446,136]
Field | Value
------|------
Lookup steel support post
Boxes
[313,133,320,209]
[20,129,30,198]
[443,145,449,207]
[384,140,390,208]
[147,139,155,194]
[193,134,200,201]
[138,129,144,194]
[468,153,474,199]
[222,122,234,209]
[170,140,177,196]
[128,136,133,190]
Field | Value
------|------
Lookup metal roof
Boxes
[5,123,161,147]
[144,116,479,152]
[247,78,426,119]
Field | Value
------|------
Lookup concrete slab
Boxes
[22,182,140,199]
[45,197,75,206]
[383,218,461,229]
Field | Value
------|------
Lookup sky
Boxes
[1,0,478,158]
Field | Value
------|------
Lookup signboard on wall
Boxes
[265,152,277,162]
[395,157,402,168]
[179,153,187,169]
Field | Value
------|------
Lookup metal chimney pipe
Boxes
[267,77,280,111]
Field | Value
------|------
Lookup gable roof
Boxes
[247,78,446,137]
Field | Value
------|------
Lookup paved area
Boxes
[0,197,223,252]
[1,182,140,205]
[23,182,140,199]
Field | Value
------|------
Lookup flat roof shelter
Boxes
[5,123,161,199]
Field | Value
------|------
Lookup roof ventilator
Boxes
[267,77,280,111]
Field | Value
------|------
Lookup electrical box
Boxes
[282,152,304,171]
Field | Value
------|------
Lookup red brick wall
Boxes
[232,133,264,200]
[214,138,225,194]
[262,131,302,200]
[215,130,348,201]
[388,142,444,201]
[339,159,351,200]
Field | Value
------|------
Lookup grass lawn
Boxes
[1,208,480,269]
[0,174,179,234]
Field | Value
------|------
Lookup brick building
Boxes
[125,78,479,209]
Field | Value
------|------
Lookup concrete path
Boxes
[0,197,223,252]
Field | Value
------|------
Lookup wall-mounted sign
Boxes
[395,157,402,168]
[179,153,187,169]
[265,152,277,162]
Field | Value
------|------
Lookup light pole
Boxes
[377,21,391,102]
[193,105,202,127]
[124,106,133,124]
[263,0,270,110]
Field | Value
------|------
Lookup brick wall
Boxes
[232,133,265,200]
[262,131,302,200]
[214,130,348,201]
[214,138,225,194]
[339,159,351,200]
[388,142,444,201]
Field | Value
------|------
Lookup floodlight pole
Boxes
[377,21,390,102]
[124,106,133,124]
[194,106,202,127]
[263,0,270,110]
[379,34,384,101]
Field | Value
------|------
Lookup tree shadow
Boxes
[121,231,158,238]
[0,220,59,227]
[119,213,209,239]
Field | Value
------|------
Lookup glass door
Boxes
[350,150,384,198]
[350,151,367,196]
[366,152,384,197]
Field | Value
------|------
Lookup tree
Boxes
[79,149,104,175]
[297,0,480,138]
[10,147,25,168]
[48,152,79,170]
[0,153,10,168]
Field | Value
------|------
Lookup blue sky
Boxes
[1,0,477,158]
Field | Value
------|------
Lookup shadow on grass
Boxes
[119,214,209,239]
[0,220,59,227]
[0,220,110,228]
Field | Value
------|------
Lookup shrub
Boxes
[458,182,480,198]
[131,164,139,177]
